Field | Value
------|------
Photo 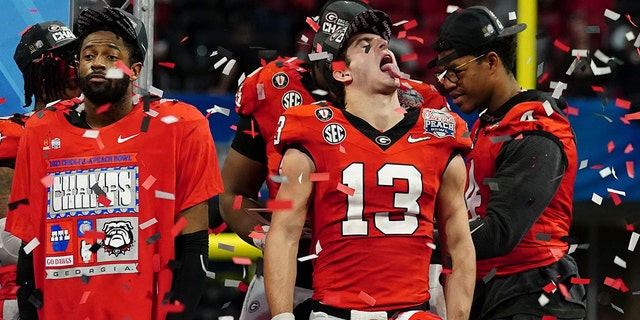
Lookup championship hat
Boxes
[13,21,76,72]
[311,0,372,56]
[74,6,148,59]
[324,9,393,58]
[429,6,526,68]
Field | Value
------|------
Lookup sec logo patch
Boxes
[281,90,303,109]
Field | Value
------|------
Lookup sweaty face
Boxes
[77,31,137,106]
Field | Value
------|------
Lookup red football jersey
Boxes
[465,100,578,278]
[235,57,449,198]
[274,104,471,310]
[0,114,29,162]
[6,98,223,320]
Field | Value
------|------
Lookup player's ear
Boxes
[129,62,143,81]
[332,68,352,84]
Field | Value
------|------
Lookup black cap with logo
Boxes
[13,21,76,72]
[429,6,526,68]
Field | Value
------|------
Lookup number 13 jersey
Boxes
[274,104,471,311]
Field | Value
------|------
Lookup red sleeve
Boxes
[272,107,310,156]
[0,119,25,162]
[235,65,264,116]
[175,106,224,213]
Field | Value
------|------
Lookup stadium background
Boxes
[1,0,639,319]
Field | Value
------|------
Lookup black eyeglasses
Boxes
[434,54,486,85]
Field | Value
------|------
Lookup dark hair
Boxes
[474,35,517,74]
[22,52,76,108]
[75,32,144,66]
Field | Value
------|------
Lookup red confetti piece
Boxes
[82,231,105,239]
[566,106,579,116]
[309,172,330,181]
[248,231,265,241]
[332,61,347,72]
[401,53,418,62]
[615,98,631,109]
[394,107,407,114]
[591,86,605,93]
[558,283,571,299]
[537,72,549,84]
[625,111,640,120]
[397,31,407,39]
[626,224,635,231]
[542,316,556,320]
[211,222,227,235]
[238,282,249,293]
[158,61,176,69]
[142,175,157,190]
[96,103,111,114]
[553,39,570,52]
[358,291,376,306]
[266,199,293,211]
[180,36,189,43]
[153,254,161,272]
[542,282,556,293]
[232,195,243,210]
[306,17,320,32]
[97,194,112,207]
[254,224,266,232]
[163,300,185,313]
[79,291,91,304]
[0,97,5,104]
[624,144,634,154]
[230,125,238,131]
[625,14,638,28]
[403,19,418,30]
[28,9,38,13]
[336,183,355,196]
[607,141,615,153]
[407,36,424,44]
[339,145,346,153]
[115,61,133,76]
[40,175,54,187]
[514,133,524,140]
[590,164,604,169]
[232,257,252,265]
[441,268,452,274]
[171,217,188,237]
[610,192,622,206]
[570,277,591,285]
[627,161,634,178]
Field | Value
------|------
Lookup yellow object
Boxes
[209,232,263,260]
[516,0,537,89]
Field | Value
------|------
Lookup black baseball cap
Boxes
[13,21,76,72]
[324,9,393,58]
[311,0,372,56]
[429,6,526,68]
[74,6,148,59]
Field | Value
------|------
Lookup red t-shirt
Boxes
[235,57,449,198]
[0,114,29,162]
[6,98,223,320]
[274,104,471,310]
[466,100,578,278]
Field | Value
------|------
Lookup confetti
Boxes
[591,193,603,205]
[297,254,318,262]
[590,60,611,75]
[162,301,185,314]
[140,218,159,230]
[358,291,376,306]
[256,83,265,100]
[155,191,175,200]
[541,316,556,320]
[146,233,161,245]
[82,231,105,239]
[538,294,550,307]
[407,36,424,44]
[79,291,91,304]
[609,192,622,206]
[96,103,111,114]
[97,194,111,207]
[543,100,555,115]
[180,36,189,43]
[248,231,265,241]
[446,5,459,13]
[401,53,418,62]
[141,175,157,190]
[266,199,293,211]
[106,67,124,79]
[607,141,615,153]
[394,107,407,114]
[579,160,588,170]
[82,130,100,139]
[610,303,624,314]
[482,268,497,283]
[211,222,227,235]
[553,40,570,53]
[214,57,228,70]
[40,175,54,187]
[269,175,289,184]
[332,61,346,71]
[115,61,133,76]
[397,30,407,39]
[613,256,627,268]
[570,277,591,285]
[309,172,330,181]
[311,89,328,96]
[308,52,330,61]
[171,217,188,237]
[598,167,612,178]
[336,183,355,196]
[23,238,40,254]
[161,115,179,124]
[206,105,231,116]
[224,279,241,288]
[543,282,557,293]
[306,16,320,32]
[232,257,252,265]
[604,9,621,21]
[222,59,236,75]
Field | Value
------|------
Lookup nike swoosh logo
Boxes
[117,133,140,143]
[407,134,431,143]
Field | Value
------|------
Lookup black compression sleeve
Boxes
[166,230,208,320]
[17,243,39,319]
[230,115,267,164]
[471,133,566,260]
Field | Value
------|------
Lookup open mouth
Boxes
[380,54,393,70]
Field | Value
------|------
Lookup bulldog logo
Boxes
[102,220,134,257]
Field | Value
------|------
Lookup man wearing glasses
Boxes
[431,6,586,320]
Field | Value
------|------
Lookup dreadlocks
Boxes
[22,52,76,109]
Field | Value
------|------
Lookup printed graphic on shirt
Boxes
[422,109,456,138]
[47,166,139,219]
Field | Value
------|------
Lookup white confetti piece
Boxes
[139,218,158,230]
[219,316,234,320]
[315,240,322,254]
[256,83,265,100]
[579,159,588,170]
[300,34,308,43]
[224,279,241,288]
[393,19,409,27]
[610,302,624,314]
[604,9,621,21]
[206,105,231,116]
[308,52,330,61]
[614,256,627,268]
[311,89,328,96]
[161,115,179,124]
[629,232,639,251]
[591,193,603,205]
[599,167,612,178]
[566,58,580,76]
[593,50,613,63]
[551,82,566,100]
[590,60,611,75]
[508,11,517,20]
[297,254,318,262]
[470,223,485,234]
[82,130,100,139]
[607,188,626,196]
[237,73,246,87]
[146,109,159,117]
[106,67,124,79]
[571,49,589,57]
[214,56,228,70]
[568,243,578,254]
[537,62,544,77]
[222,59,236,75]
[149,86,164,98]
[426,242,436,250]
[155,190,175,200]
[446,5,459,13]
[269,175,289,184]
[24,238,40,254]
[625,31,635,42]
[538,293,549,306]
[210,50,218,57]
